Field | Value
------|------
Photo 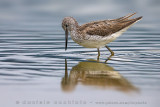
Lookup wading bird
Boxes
[62,13,142,59]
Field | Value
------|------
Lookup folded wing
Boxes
[79,13,142,36]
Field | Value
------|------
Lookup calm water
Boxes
[0,0,160,107]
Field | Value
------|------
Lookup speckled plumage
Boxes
[62,13,142,57]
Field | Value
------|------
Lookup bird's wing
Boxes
[79,13,142,36]
[110,13,137,21]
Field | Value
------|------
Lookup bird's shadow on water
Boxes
[61,58,139,93]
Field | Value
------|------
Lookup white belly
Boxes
[77,28,128,48]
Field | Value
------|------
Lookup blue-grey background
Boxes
[0,0,160,107]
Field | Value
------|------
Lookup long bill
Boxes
[65,29,68,51]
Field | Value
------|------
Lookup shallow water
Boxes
[0,0,160,107]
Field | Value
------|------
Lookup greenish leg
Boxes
[105,45,114,56]
[105,54,113,63]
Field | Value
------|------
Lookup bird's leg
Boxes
[97,48,100,61]
[105,54,113,63]
[105,45,114,56]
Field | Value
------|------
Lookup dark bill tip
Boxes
[65,29,68,51]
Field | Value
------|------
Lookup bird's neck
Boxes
[69,24,79,35]
[69,25,81,41]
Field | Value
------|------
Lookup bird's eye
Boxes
[65,24,68,27]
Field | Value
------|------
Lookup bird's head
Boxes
[62,17,78,50]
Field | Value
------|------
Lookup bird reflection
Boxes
[61,59,138,92]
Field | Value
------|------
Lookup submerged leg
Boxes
[105,45,114,56]
[97,48,100,60]
[105,54,113,63]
